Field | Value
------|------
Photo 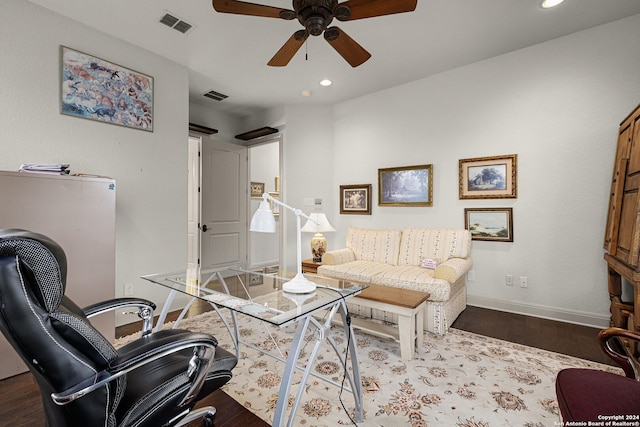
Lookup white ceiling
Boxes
[28,0,640,117]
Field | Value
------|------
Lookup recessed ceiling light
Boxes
[541,0,565,8]
[301,89,312,97]
[319,79,332,87]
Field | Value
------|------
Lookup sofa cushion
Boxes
[346,227,402,266]
[398,228,471,266]
[369,265,456,302]
[317,261,396,284]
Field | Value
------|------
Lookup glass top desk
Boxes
[142,267,365,426]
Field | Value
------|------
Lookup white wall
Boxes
[324,14,640,326]
[281,105,335,273]
[0,0,189,325]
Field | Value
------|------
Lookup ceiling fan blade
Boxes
[212,0,295,19]
[336,0,417,21]
[268,30,309,67]
[324,27,371,67]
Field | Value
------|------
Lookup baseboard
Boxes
[466,295,610,329]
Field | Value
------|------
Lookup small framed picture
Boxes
[459,154,517,199]
[250,182,265,198]
[268,192,280,216]
[464,208,513,242]
[340,184,372,215]
[378,164,433,206]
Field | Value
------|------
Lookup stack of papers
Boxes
[19,163,70,175]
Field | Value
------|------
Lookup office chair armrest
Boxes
[51,330,218,405]
[111,330,217,370]
[598,327,640,379]
[83,298,156,335]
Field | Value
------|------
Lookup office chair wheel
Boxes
[202,413,215,427]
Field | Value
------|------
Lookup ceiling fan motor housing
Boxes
[293,0,348,36]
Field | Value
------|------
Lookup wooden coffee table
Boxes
[347,283,429,360]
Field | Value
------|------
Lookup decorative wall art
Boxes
[60,46,154,131]
[268,192,280,216]
[459,154,517,199]
[378,164,433,206]
[340,184,372,215]
[464,208,513,242]
[250,182,265,198]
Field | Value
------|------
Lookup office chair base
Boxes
[175,406,216,427]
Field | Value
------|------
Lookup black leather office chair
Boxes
[0,229,237,427]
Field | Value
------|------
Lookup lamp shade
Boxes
[250,200,276,233]
[301,213,336,233]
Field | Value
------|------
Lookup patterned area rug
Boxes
[115,311,622,426]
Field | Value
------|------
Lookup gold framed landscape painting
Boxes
[378,164,433,207]
[459,154,517,199]
[465,208,513,242]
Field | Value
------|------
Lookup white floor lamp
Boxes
[250,193,318,293]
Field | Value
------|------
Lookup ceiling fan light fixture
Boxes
[541,0,565,9]
[319,79,332,86]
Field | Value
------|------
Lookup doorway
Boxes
[188,134,281,272]
[248,138,281,270]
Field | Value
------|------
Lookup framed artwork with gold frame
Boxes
[250,182,265,198]
[459,154,517,199]
[378,164,433,206]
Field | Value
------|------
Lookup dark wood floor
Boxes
[0,304,615,426]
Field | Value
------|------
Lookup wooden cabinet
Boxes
[604,103,640,332]
[0,171,116,379]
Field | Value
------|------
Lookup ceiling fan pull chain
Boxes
[305,40,308,61]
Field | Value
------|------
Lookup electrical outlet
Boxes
[124,283,134,296]
[505,274,514,286]
[520,276,528,288]
[467,270,476,282]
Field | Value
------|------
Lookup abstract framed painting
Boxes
[60,46,154,131]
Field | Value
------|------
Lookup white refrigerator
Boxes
[0,171,116,379]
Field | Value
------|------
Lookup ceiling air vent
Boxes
[203,90,229,102]
[159,12,194,34]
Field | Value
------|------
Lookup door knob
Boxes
[202,224,208,232]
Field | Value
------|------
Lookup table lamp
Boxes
[301,213,335,262]
[250,193,318,293]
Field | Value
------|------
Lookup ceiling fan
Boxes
[211,0,417,67]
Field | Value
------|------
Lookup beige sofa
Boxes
[318,227,472,335]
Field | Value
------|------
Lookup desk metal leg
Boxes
[155,289,177,332]
[272,316,312,427]
[337,300,363,422]
[271,300,364,426]
[215,271,240,359]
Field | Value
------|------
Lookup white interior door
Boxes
[200,139,248,269]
